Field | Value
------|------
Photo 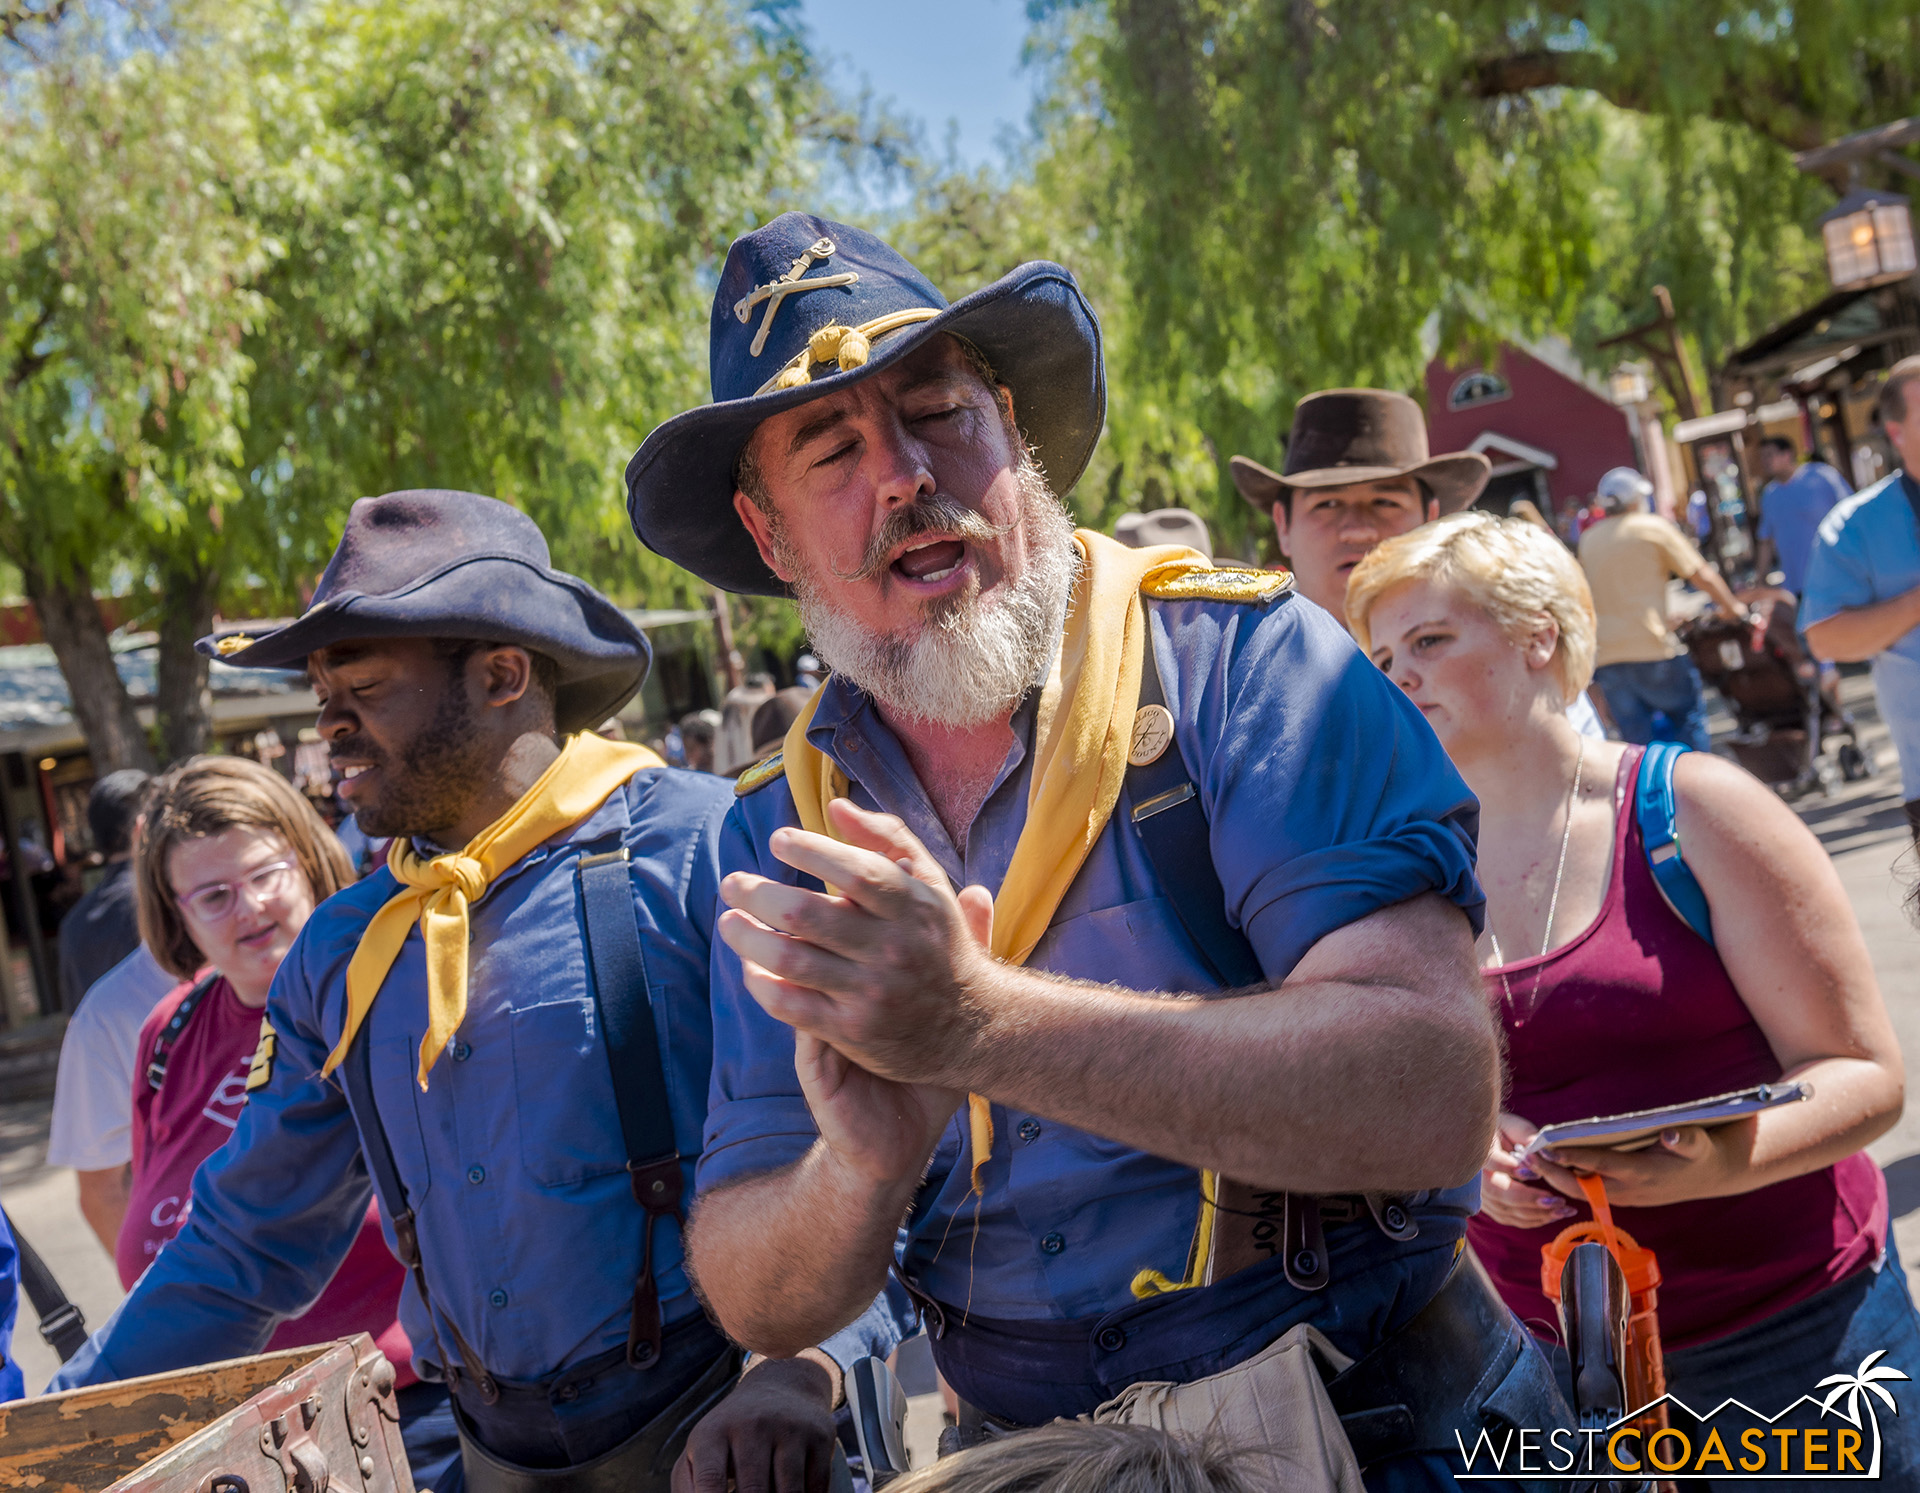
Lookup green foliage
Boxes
[891,0,1919,555]
[1,0,855,755]
[235,0,833,614]
[0,3,268,597]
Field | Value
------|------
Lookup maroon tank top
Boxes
[1469,747,1887,1351]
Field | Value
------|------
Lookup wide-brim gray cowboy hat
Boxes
[624,211,1106,596]
[199,490,651,734]
[1231,388,1491,516]
[1114,507,1213,559]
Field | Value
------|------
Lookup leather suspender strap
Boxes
[145,971,223,1092]
[342,1024,499,1402]
[1123,611,1413,1291]
[576,845,683,1371]
[1122,631,1264,988]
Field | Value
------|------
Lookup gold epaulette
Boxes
[735,750,787,797]
[1142,565,1294,604]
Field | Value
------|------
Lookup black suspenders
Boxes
[1120,616,1417,1291]
[1120,630,1264,989]
[575,846,684,1371]
[339,841,683,1401]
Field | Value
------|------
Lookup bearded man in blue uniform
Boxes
[50,491,904,1493]
[624,216,1574,1490]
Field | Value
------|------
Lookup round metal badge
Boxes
[1129,704,1175,766]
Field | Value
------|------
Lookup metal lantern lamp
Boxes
[1818,189,1918,288]
[1607,364,1651,407]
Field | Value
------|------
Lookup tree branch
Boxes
[5,304,56,393]
[1467,46,1830,156]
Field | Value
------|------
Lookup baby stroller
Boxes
[1679,586,1875,797]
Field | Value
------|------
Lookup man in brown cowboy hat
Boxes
[1232,389,1489,619]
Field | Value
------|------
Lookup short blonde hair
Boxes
[136,756,355,979]
[1346,511,1597,704]
[886,1421,1258,1493]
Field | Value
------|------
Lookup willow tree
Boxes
[0,3,268,768]
[2,0,841,768]
[905,0,1917,552]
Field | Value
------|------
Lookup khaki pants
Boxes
[1095,1323,1364,1493]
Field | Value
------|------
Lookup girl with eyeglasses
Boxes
[119,757,456,1484]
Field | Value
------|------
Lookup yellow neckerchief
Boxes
[320,732,664,1090]
[781,529,1213,1195]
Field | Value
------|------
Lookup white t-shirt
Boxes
[1567,690,1606,740]
[45,946,179,1172]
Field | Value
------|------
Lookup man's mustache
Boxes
[837,494,1010,583]
[328,737,387,772]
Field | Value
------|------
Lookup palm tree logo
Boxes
[1817,1350,1910,1477]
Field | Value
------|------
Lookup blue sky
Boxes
[797,0,1038,170]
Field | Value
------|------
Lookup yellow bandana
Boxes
[321,732,664,1089]
[781,529,1217,1193]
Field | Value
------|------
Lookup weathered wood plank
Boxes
[0,1343,329,1492]
[108,1337,412,1493]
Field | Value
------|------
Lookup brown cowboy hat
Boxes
[1231,388,1491,516]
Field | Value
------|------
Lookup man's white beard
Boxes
[790,464,1080,729]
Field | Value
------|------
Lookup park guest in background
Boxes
[46,945,179,1256]
[748,687,814,764]
[1234,388,1605,739]
[117,757,460,1470]
[1113,506,1214,559]
[57,770,152,1015]
[677,708,720,773]
[1349,513,1918,1480]
[1802,356,1920,843]
[1578,466,1745,751]
[1755,435,1850,597]
[1229,388,1485,619]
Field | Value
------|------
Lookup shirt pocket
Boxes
[1032,897,1220,995]
[367,1032,435,1206]
[510,998,626,1188]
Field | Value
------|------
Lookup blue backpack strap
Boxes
[1635,741,1715,947]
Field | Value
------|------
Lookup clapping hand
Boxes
[719,799,996,1183]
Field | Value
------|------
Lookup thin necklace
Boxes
[1490,734,1587,1000]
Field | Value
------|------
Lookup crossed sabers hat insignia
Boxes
[733,237,859,357]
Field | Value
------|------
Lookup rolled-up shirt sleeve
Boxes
[1154,591,1484,981]
[699,797,822,1197]
[1800,506,1878,631]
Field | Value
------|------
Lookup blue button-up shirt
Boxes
[1802,470,1920,796]
[53,766,901,1392]
[703,591,1483,1330]
[1758,461,1850,594]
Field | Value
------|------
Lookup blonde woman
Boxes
[1346,513,1916,1475]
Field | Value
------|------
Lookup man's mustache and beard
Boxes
[770,450,1081,729]
[331,669,496,841]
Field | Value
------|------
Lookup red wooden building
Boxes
[1424,341,1642,525]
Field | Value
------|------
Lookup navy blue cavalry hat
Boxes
[199,490,651,734]
[625,211,1106,596]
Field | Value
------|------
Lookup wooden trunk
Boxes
[0,1335,415,1493]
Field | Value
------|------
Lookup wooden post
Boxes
[1652,286,1705,421]
[708,587,745,693]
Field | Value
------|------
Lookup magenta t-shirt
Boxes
[120,975,416,1384]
